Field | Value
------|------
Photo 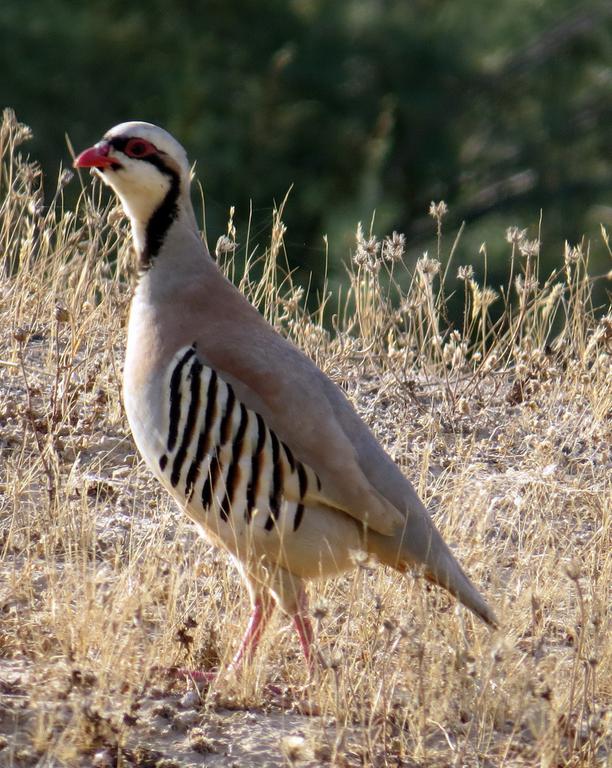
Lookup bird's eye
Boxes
[125,138,155,158]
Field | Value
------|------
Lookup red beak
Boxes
[73,142,117,169]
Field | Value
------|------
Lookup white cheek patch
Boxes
[106,160,172,225]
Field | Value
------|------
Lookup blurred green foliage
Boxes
[2,0,611,297]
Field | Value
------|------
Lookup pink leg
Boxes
[292,588,316,672]
[228,596,275,672]
[170,595,275,684]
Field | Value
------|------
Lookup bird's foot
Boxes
[160,666,219,688]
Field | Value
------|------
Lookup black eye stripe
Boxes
[109,136,162,158]
[107,136,174,176]
[107,137,130,153]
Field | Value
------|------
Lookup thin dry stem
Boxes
[0,110,610,767]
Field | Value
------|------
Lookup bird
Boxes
[74,122,498,680]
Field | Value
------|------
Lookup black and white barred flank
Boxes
[158,345,321,533]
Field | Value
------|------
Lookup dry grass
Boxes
[0,108,610,767]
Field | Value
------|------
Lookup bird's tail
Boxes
[366,507,498,628]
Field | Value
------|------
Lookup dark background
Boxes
[2,0,611,304]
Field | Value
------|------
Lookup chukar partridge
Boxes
[74,123,497,677]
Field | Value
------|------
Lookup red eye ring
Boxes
[125,138,156,158]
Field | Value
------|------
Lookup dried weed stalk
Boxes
[0,110,610,767]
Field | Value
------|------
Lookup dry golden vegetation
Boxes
[0,109,610,767]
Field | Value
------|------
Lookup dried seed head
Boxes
[515,274,539,297]
[564,241,582,265]
[107,207,124,228]
[59,169,74,188]
[519,238,540,259]
[215,235,237,259]
[470,280,498,316]
[354,222,381,274]
[55,304,70,324]
[279,286,304,318]
[382,231,406,263]
[457,265,474,281]
[27,196,45,218]
[2,109,33,146]
[505,226,528,246]
[429,200,448,221]
[457,397,470,415]
[541,283,564,320]
[417,253,441,283]
[482,287,499,308]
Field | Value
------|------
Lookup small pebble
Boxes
[180,690,200,709]
[151,703,175,720]
[92,750,114,768]
[172,709,200,732]
[189,728,218,754]
[281,735,308,761]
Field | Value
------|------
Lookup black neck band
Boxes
[107,137,181,269]
[141,168,180,269]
